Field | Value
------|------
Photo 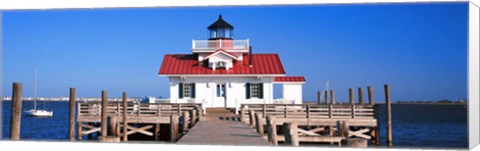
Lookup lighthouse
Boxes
[159,15,306,111]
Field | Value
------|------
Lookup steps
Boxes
[205,108,234,114]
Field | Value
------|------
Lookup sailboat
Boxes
[25,65,53,117]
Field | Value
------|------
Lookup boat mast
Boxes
[34,65,37,111]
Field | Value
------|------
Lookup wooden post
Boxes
[368,86,374,105]
[349,88,354,105]
[122,92,128,141]
[262,104,266,118]
[328,105,333,118]
[283,122,299,146]
[248,110,255,128]
[190,109,196,127]
[266,116,278,145]
[116,102,120,116]
[240,106,245,121]
[107,116,117,137]
[351,105,356,119]
[170,114,179,142]
[183,111,190,131]
[336,121,349,138]
[385,84,393,147]
[358,87,364,105]
[254,113,264,136]
[101,90,108,138]
[317,91,322,105]
[306,105,310,118]
[374,104,380,146]
[330,90,335,104]
[10,83,22,140]
[198,105,203,120]
[177,103,182,114]
[324,90,329,104]
[77,122,83,140]
[69,87,76,141]
[154,123,161,141]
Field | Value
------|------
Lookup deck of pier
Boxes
[178,111,271,146]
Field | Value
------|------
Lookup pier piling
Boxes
[358,87,364,105]
[317,91,322,105]
[170,114,179,142]
[349,88,354,105]
[107,116,118,137]
[248,110,255,128]
[183,111,190,131]
[324,90,329,104]
[254,113,264,136]
[266,116,278,145]
[69,87,76,141]
[122,92,128,141]
[101,90,108,138]
[330,90,335,104]
[368,86,374,105]
[10,83,22,140]
[283,122,299,146]
[385,84,393,147]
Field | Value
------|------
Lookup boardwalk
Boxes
[178,112,271,146]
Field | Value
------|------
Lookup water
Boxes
[1,101,468,148]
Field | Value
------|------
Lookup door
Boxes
[215,83,227,108]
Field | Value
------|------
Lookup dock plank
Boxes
[178,113,271,146]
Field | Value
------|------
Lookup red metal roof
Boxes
[159,54,286,75]
[274,76,306,82]
[203,49,238,60]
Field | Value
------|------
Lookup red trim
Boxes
[159,54,286,75]
[274,76,306,82]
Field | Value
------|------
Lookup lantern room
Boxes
[208,15,234,40]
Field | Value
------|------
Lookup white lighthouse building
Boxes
[158,15,305,110]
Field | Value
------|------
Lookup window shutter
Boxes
[246,83,251,99]
[259,83,264,99]
[191,83,196,98]
[179,83,183,99]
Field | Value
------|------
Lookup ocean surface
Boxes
[1,101,468,149]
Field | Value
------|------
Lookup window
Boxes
[217,28,225,38]
[179,83,195,98]
[246,83,263,99]
[250,83,260,98]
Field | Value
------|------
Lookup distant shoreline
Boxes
[303,102,467,106]
[1,99,143,102]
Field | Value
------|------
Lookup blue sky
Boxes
[2,2,468,102]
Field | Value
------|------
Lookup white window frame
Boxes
[183,83,192,98]
[250,83,260,98]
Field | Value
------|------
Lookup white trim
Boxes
[193,49,249,53]
[203,50,239,61]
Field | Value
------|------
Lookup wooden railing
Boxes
[78,102,203,118]
[242,103,379,146]
[240,104,375,120]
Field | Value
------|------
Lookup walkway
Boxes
[177,112,271,146]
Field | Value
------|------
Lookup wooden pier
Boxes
[177,109,271,146]
[8,83,392,148]
[76,100,203,142]
[239,103,378,146]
